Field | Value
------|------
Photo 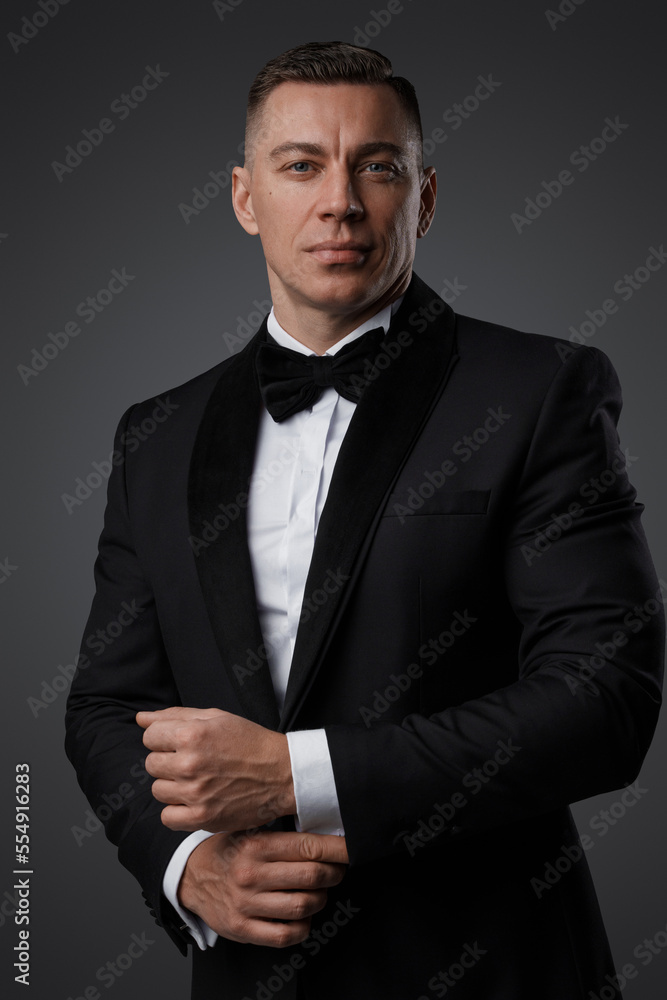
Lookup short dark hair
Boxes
[245,41,423,167]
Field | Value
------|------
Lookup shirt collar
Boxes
[266,295,404,357]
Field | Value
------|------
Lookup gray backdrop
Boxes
[2,0,666,997]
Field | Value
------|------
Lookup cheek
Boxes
[385,211,414,250]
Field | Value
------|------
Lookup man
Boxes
[65,41,664,1000]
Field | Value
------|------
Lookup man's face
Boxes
[232,81,436,327]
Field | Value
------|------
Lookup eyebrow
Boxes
[267,140,411,163]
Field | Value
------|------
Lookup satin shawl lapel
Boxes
[280,274,459,729]
[187,323,280,729]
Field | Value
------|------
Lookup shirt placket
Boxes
[282,390,337,663]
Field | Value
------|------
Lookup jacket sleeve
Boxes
[64,405,192,954]
[325,344,665,866]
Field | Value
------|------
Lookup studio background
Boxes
[2,1,665,996]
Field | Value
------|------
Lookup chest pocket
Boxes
[382,488,491,519]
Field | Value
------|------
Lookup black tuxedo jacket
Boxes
[65,273,664,1000]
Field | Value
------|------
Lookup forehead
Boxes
[257,81,416,150]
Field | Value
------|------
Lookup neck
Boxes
[270,272,410,355]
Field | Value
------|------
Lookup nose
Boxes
[317,166,364,221]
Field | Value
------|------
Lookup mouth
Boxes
[307,242,372,265]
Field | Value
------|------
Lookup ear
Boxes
[232,166,259,235]
[417,166,437,239]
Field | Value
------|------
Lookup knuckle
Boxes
[173,726,189,747]
[311,863,337,888]
[160,808,175,830]
[175,725,197,751]
[287,896,309,921]
[288,893,323,920]
[308,889,328,914]
[229,914,249,939]
[193,805,211,827]
[180,753,199,780]
[298,834,320,862]
[240,833,262,856]
[190,776,206,800]
[234,863,256,889]
[332,865,345,884]
[274,922,302,949]
[299,867,319,890]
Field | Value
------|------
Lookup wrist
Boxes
[266,733,296,819]
[178,833,225,912]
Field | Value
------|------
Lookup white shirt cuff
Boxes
[286,728,345,835]
[162,830,220,950]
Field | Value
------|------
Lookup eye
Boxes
[363,162,396,176]
[288,161,312,173]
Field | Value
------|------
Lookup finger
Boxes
[136,708,195,729]
[304,833,349,865]
[215,916,312,949]
[143,750,184,779]
[254,831,349,866]
[140,720,190,751]
[149,778,191,806]
[255,859,347,892]
[246,889,329,923]
[136,706,222,729]
[158,803,221,832]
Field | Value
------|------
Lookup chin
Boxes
[306,271,385,310]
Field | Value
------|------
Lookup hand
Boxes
[137,706,296,832]
[178,830,349,947]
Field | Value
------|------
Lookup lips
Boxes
[307,242,372,264]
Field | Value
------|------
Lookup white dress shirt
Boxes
[163,296,401,948]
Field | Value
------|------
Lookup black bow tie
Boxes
[255,326,386,422]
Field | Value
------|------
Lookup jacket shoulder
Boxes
[454,312,617,384]
[131,351,238,419]
[116,333,260,438]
